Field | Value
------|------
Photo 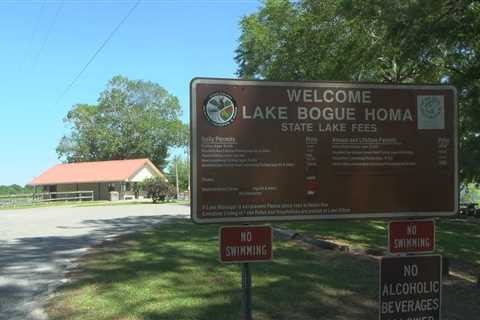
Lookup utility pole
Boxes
[187,166,190,192]
[175,156,180,199]
[187,155,191,192]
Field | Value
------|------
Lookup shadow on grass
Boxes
[43,218,480,320]
[47,220,379,320]
[0,214,185,320]
[279,218,480,268]
[436,218,480,266]
[277,220,387,250]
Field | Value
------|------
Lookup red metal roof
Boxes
[29,159,162,185]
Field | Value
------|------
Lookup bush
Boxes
[140,178,176,203]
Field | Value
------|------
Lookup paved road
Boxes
[0,204,189,320]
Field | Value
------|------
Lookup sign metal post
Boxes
[219,225,272,318]
[241,263,252,320]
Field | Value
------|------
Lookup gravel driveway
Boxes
[0,203,189,320]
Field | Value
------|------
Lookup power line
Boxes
[56,0,141,104]
[19,0,46,72]
[31,0,64,70]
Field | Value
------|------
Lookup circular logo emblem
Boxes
[420,96,441,119]
[203,92,237,126]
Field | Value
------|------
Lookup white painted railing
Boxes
[0,194,33,207]
[33,191,94,202]
[0,190,94,207]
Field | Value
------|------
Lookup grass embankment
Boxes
[0,199,188,211]
[47,217,480,320]
[0,200,86,211]
[48,220,378,320]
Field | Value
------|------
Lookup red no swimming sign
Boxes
[219,226,272,263]
[389,220,435,254]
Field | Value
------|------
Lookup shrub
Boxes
[141,178,176,203]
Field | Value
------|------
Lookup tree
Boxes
[236,0,375,81]
[236,0,480,182]
[0,185,32,195]
[57,75,188,169]
[461,183,480,204]
[166,156,190,192]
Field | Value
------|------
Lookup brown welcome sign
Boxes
[190,78,457,224]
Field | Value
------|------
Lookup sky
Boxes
[0,0,260,185]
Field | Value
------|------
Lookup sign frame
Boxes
[379,254,442,320]
[190,78,458,224]
[388,219,436,254]
[219,225,273,264]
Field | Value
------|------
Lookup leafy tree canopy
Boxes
[57,75,188,169]
[461,183,480,204]
[236,0,480,182]
[0,184,32,195]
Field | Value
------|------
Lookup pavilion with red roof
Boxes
[29,159,166,201]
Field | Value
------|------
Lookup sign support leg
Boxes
[241,263,252,320]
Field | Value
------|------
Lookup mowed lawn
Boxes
[278,218,480,266]
[0,199,189,210]
[47,218,480,320]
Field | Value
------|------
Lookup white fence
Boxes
[0,190,94,207]
[0,194,33,207]
[33,191,94,202]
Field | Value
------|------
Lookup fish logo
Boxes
[417,95,445,130]
[420,96,442,119]
[203,92,237,126]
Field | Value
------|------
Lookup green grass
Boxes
[0,200,87,211]
[74,199,189,207]
[277,220,387,250]
[47,218,480,320]
[0,199,189,211]
[436,218,480,266]
[47,220,379,320]
[277,218,480,266]
[47,217,480,320]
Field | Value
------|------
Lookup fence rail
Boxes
[0,191,94,207]
[0,193,34,207]
[33,191,94,202]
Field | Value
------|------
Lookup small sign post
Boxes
[388,220,435,254]
[241,263,252,320]
[219,226,272,319]
[379,255,442,320]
